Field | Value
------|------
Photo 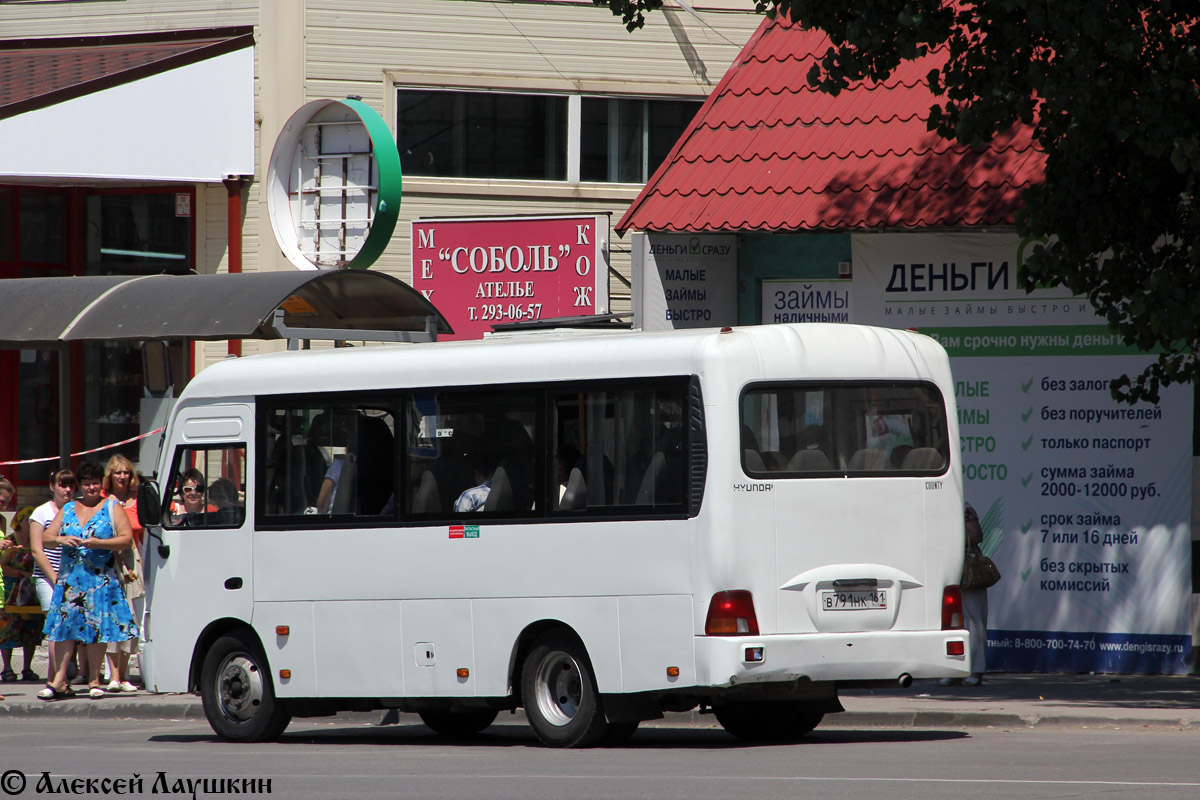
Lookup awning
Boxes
[0,271,453,348]
[0,28,254,183]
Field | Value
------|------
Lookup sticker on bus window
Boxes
[449,525,480,539]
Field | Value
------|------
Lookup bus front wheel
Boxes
[200,631,291,742]
[521,632,610,748]
[713,701,824,742]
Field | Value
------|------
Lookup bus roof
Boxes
[179,323,953,402]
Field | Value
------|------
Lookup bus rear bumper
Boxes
[695,630,970,688]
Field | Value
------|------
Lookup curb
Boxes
[2,700,1198,731]
[828,710,1200,730]
[0,693,202,720]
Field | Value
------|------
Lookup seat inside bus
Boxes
[482,464,515,511]
[900,446,945,471]
[787,448,832,471]
[847,448,889,471]
[557,466,587,511]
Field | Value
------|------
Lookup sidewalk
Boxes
[833,673,1200,730]
[3,669,1200,730]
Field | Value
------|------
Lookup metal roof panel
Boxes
[618,14,1044,233]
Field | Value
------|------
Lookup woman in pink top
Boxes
[101,454,142,693]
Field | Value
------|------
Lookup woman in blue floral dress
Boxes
[38,460,138,700]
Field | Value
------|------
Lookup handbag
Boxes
[119,543,146,600]
[3,576,42,618]
[961,545,1001,590]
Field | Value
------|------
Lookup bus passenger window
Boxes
[261,402,397,523]
[404,390,537,517]
[741,383,949,477]
[552,382,688,514]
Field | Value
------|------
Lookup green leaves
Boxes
[592,0,664,31]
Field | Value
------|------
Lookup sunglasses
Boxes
[182,487,204,495]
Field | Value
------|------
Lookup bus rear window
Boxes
[741,382,949,476]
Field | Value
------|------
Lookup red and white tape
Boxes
[0,427,164,467]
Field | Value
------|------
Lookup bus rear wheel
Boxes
[521,631,610,748]
[419,709,499,736]
[200,631,291,742]
[713,701,824,742]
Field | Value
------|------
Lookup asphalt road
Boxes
[3,717,1200,800]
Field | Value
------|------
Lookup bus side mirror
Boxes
[138,481,163,527]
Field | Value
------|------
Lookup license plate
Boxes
[821,589,887,610]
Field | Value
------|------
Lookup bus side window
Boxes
[264,402,398,521]
[404,390,537,518]
[553,383,687,514]
[264,409,324,515]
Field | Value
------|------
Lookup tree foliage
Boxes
[596,0,1200,403]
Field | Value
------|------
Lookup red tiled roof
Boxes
[0,28,254,121]
[617,15,1044,233]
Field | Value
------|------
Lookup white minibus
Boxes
[137,322,968,747]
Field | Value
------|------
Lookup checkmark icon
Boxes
[1021,435,1033,451]
[1021,377,1034,393]
[1021,566,1033,581]
[1021,407,1033,422]
[1021,472,1033,487]
[1021,519,1033,534]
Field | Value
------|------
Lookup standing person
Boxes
[101,455,141,693]
[942,502,990,686]
[0,475,14,557]
[37,460,138,701]
[102,455,142,547]
[0,476,14,535]
[960,502,989,685]
[29,469,76,690]
[0,506,44,683]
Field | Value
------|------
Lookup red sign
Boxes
[412,215,610,340]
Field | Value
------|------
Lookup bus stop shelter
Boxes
[0,270,452,468]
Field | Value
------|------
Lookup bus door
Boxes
[143,405,251,692]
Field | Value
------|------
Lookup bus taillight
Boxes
[942,586,964,629]
[705,590,759,635]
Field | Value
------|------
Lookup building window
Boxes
[580,97,700,183]
[396,88,700,183]
[397,90,567,180]
[86,191,193,276]
[18,191,68,265]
